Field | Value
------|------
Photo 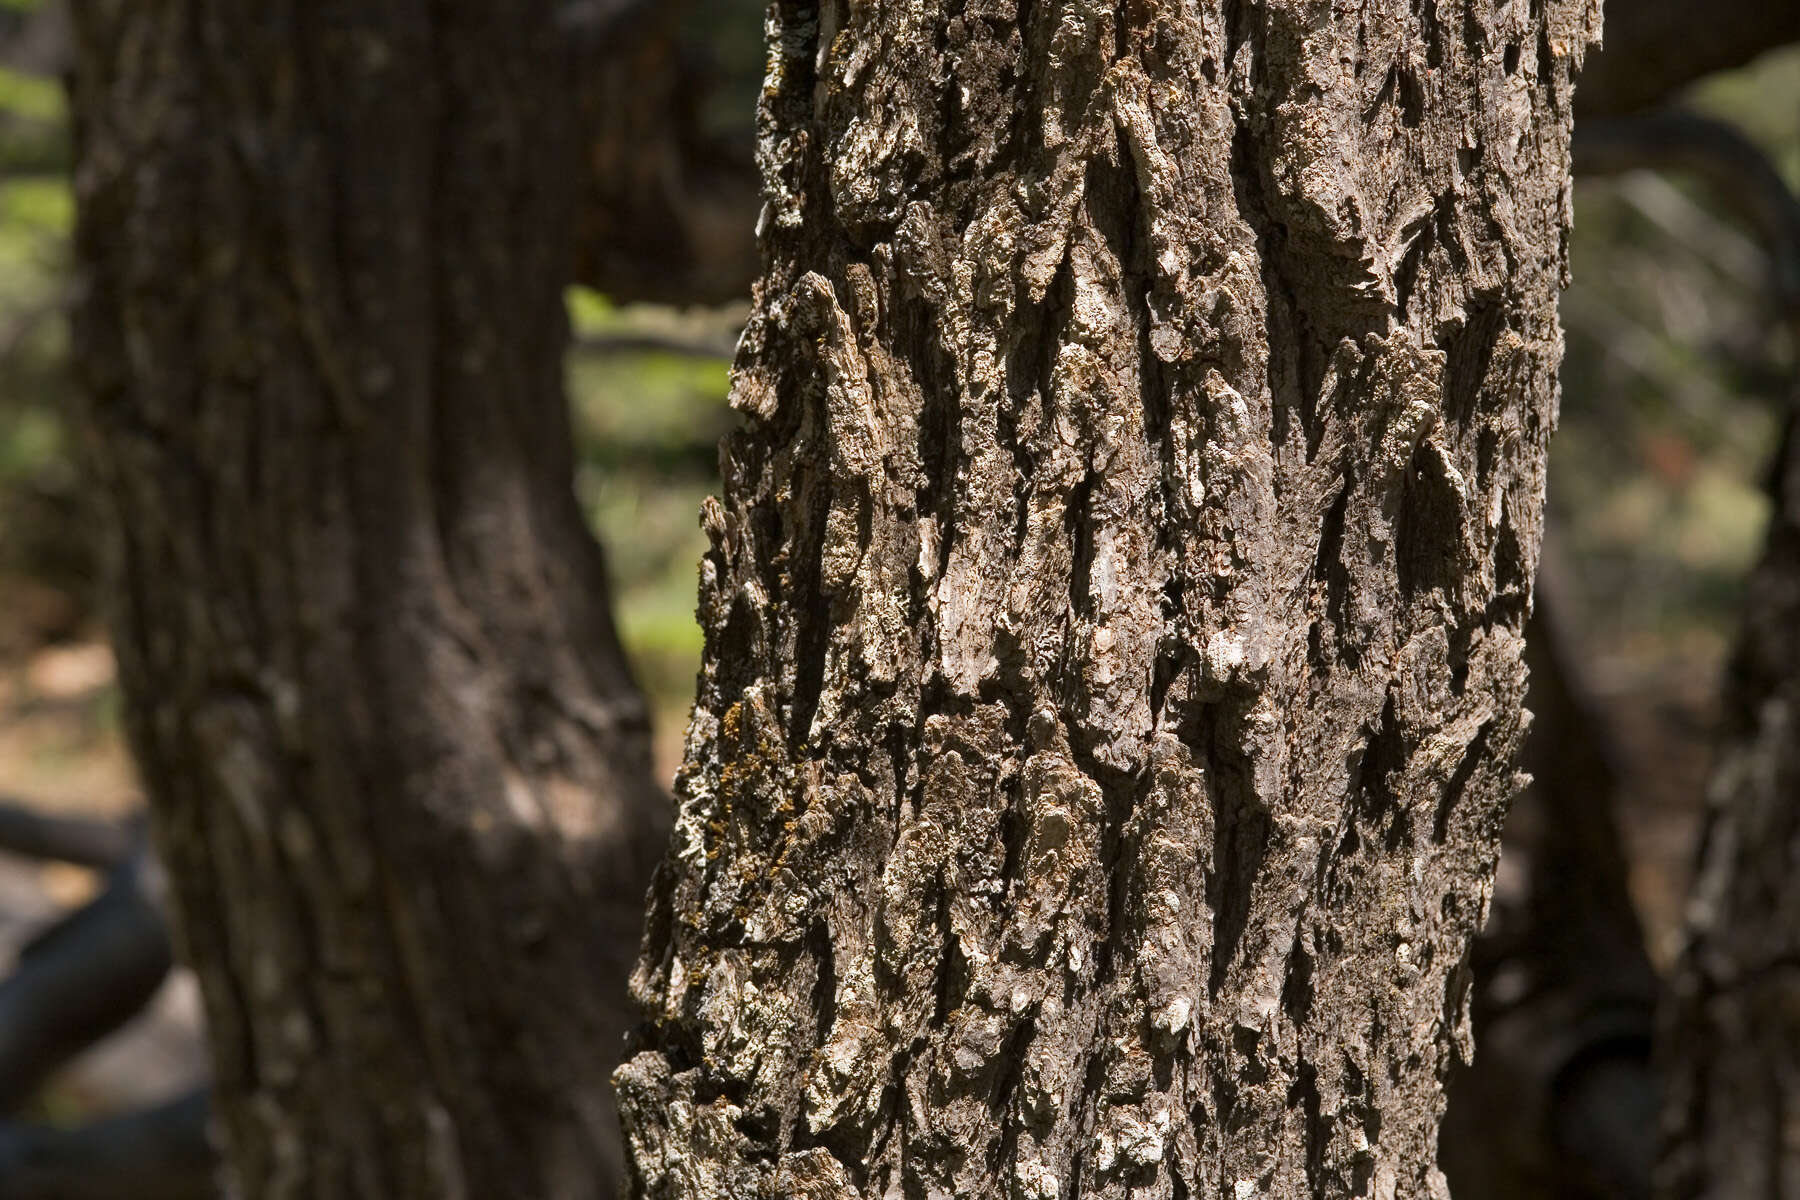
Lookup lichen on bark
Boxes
[620,1,1597,1197]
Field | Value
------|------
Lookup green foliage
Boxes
[0,61,69,171]
[0,64,59,123]
[0,168,77,592]
[566,286,617,332]
[564,288,741,725]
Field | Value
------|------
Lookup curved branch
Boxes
[1575,111,1800,320]
[1578,0,1800,120]
[0,798,135,870]
[0,852,175,1112]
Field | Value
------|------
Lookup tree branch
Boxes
[0,798,135,870]
[0,852,174,1112]
[1575,111,1800,319]
[571,331,738,360]
[1577,0,1800,119]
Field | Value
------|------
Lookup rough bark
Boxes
[68,2,668,1197]
[619,2,1595,1198]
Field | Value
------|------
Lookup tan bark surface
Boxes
[621,1,1597,1197]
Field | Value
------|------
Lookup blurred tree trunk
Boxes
[1647,100,1800,1200]
[67,2,668,1197]
[572,0,761,306]
[618,1,1594,1197]
[1660,413,1800,1198]
[1441,586,1659,1200]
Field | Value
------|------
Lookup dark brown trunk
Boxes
[67,2,668,1195]
[572,0,762,306]
[1659,410,1800,1199]
[1644,98,1800,1200]
[620,1,1596,1196]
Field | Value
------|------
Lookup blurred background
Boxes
[0,0,1795,1192]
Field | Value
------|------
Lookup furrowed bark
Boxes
[68,2,668,1196]
[620,2,1595,1197]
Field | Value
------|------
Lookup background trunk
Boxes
[620,1,1595,1198]
[1659,413,1800,1198]
[571,0,763,307]
[1441,591,1659,1200]
[1651,95,1800,1200]
[68,2,668,1196]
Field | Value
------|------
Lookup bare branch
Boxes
[571,332,738,360]
[1578,0,1800,119]
[1575,111,1800,319]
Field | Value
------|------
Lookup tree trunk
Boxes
[571,0,763,306]
[68,2,668,1196]
[619,2,1596,1197]
[1650,102,1800,1200]
[1659,413,1800,1198]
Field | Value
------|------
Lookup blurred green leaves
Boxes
[564,288,740,720]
